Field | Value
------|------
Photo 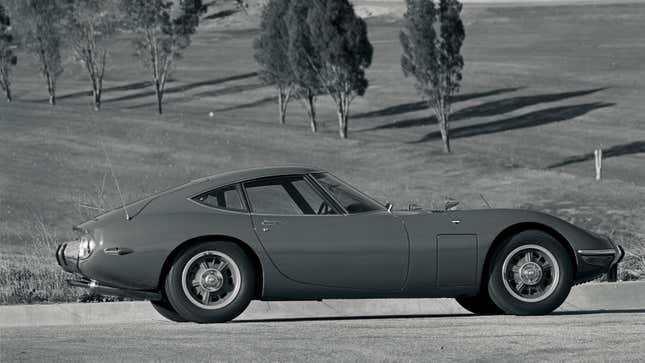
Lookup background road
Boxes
[2,310,644,362]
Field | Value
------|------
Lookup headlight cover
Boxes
[78,234,96,259]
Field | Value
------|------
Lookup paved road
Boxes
[2,310,644,362]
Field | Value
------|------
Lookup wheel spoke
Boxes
[199,261,208,271]
[201,290,210,304]
[511,265,520,273]
[516,281,525,292]
[191,278,201,287]
[216,260,229,271]
[524,251,532,263]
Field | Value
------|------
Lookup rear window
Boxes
[193,185,246,212]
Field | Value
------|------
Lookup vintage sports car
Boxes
[57,167,623,323]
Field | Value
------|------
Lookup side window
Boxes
[291,178,337,215]
[193,185,246,211]
[244,176,337,215]
[312,173,384,214]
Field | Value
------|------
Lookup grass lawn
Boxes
[0,1,644,303]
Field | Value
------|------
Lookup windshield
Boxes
[312,173,385,214]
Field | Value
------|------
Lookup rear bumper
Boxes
[57,242,161,300]
[56,241,81,274]
[67,278,161,301]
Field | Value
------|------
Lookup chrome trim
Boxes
[577,249,617,255]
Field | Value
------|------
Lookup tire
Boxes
[455,289,504,315]
[164,241,256,323]
[488,230,573,315]
[150,300,188,322]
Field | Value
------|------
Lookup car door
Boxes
[244,174,409,291]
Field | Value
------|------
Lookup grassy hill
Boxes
[0,1,644,302]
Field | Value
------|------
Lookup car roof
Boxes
[190,166,325,190]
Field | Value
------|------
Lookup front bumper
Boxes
[577,243,624,282]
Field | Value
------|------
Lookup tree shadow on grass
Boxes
[365,88,607,132]
[412,101,615,143]
[125,83,267,110]
[546,140,645,169]
[353,87,523,119]
[215,96,277,112]
[203,9,239,20]
[23,79,175,102]
[102,72,258,104]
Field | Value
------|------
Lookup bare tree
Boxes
[65,0,120,110]
[254,0,295,125]
[12,0,65,105]
[401,0,465,153]
[307,0,372,139]
[0,3,17,102]
[121,0,205,114]
[286,0,324,133]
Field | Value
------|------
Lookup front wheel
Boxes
[150,300,188,322]
[455,289,504,315]
[488,230,573,315]
[164,241,256,323]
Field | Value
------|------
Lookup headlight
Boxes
[78,234,96,259]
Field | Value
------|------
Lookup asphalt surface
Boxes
[2,310,644,362]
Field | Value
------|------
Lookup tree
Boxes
[306,0,372,139]
[0,3,17,102]
[254,0,294,125]
[400,0,465,153]
[286,0,324,133]
[64,0,120,111]
[121,0,205,114]
[13,0,65,105]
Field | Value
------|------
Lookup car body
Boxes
[57,166,623,322]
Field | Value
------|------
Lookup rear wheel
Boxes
[164,241,255,323]
[488,230,573,315]
[150,300,188,322]
[455,289,504,315]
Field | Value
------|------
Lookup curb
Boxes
[1,281,643,327]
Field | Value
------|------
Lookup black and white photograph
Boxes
[0,0,644,361]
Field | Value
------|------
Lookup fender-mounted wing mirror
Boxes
[445,199,459,211]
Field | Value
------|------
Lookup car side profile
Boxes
[56,166,623,323]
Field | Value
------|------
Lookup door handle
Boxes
[451,220,461,225]
[261,220,281,226]
[261,220,281,232]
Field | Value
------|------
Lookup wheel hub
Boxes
[518,262,543,285]
[201,269,224,291]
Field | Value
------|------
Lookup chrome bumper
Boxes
[577,244,624,282]
[67,278,161,301]
[56,241,81,274]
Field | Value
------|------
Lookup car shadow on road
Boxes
[551,308,645,316]
[233,313,475,324]
[232,308,645,323]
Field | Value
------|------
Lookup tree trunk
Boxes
[93,77,103,111]
[5,87,11,103]
[278,91,286,125]
[93,88,101,111]
[47,75,56,106]
[438,111,451,153]
[337,110,348,139]
[305,92,317,133]
[155,81,163,115]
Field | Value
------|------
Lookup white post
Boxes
[594,149,602,181]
